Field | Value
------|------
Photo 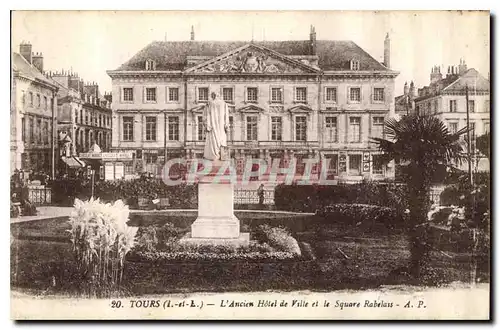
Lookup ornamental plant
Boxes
[67,198,138,297]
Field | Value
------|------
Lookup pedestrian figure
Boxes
[257,183,265,208]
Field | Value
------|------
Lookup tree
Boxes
[476,133,490,161]
[372,115,467,278]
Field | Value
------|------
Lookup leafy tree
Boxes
[372,115,467,278]
[476,133,490,161]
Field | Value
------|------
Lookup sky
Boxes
[11,10,490,96]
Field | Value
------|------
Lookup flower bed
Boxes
[128,222,305,263]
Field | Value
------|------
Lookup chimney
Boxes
[430,65,442,84]
[190,25,195,41]
[32,52,44,72]
[19,41,33,64]
[383,33,391,69]
[410,81,417,97]
[403,81,409,95]
[458,59,467,75]
[309,25,317,55]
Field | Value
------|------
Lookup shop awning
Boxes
[61,156,86,168]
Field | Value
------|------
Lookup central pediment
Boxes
[184,44,321,74]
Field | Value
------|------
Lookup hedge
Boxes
[274,182,409,213]
[50,177,198,209]
[316,203,405,229]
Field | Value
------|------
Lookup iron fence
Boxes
[234,189,274,205]
[28,186,52,205]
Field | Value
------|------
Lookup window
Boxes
[124,163,134,175]
[222,87,234,103]
[484,121,490,134]
[295,116,307,141]
[75,110,78,124]
[228,116,234,141]
[94,113,98,126]
[36,94,41,108]
[145,88,157,102]
[29,92,33,106]
[372,116,385,139]
[21,91,26,105]
[325,117,337,142]
[168,116,179,141]
[246,116,258,141]
[145,59,155,71]
[271,117,282,141]
[99,115,102,127]
[349,117,361,142]
[326,155,338,174]
[123,88,134,102]
[271,87,283,103]
[350,59,360,71]
[37,119,42,143]
[449,99,457,113]
[372,155,384,175]
[325,87,337,102]
[197,116,206,141]
[484,100,490,112]
[145,153,158,164]
[295,87,307,103]
[468,100,475,112]
[246,87,258,103]
[433,100,438,113]
[349,87,361,102]
[44,96,47,110]
[166,87,179,102]
[373,88,385,102]
[198,87,209,102]
[449,122,458,134]
[49,98,53,110]
[21,118,25,143]
[29,118,34,142]
[122,117,134,141]
[43,122,49,144]
[85,112,89,125]
[348,154,362,175]
[145,116,157,141]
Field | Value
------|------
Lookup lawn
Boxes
[10,211,489,297]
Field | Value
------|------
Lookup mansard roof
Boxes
[13,52,58,89]
[115,40,390,72]
[415,68,490,102]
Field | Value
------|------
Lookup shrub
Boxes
[274,182,409,214]
[316,203,404,229]
[67,198,138,297]
[255,224,301,255]
[135,226,158,252]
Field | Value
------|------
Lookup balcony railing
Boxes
[185,140,320,148]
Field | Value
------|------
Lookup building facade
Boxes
[11,42,58,176]
[107,28,399,182]
[48,71,113,157]
[414,60,490,172]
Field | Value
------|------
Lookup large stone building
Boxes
[413,60,490,172]
[11,42,59,176]
[48,71,113,156]
[107,27,399,182]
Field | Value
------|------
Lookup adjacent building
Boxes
[11,42,59,176]
[107,27,399,182]
[413,60,490,171]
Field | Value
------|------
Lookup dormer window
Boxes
[350,59,360,71]
[145,59,156,71]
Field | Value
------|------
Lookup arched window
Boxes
[350,59,360,71]
[145,59,156,71]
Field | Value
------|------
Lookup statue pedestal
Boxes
[180,161,249,246]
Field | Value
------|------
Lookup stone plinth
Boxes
[180,160,249,246]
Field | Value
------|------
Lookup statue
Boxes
[203,92,229,161]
